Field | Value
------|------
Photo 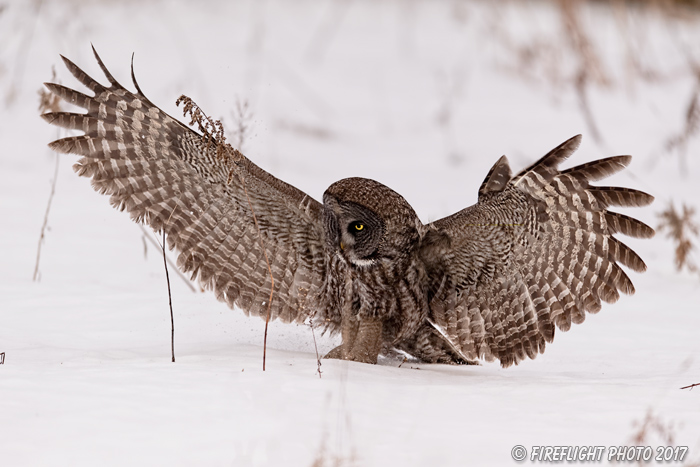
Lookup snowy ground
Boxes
[1,1,699,465]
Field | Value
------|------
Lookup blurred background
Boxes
[2,0,699,268]
[2,0,698,284]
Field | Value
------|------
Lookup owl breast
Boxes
[318,249,429,345]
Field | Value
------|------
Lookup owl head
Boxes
[322,178,421,267]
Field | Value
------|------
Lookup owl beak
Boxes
[340,241,345,251]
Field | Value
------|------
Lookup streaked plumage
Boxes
[42,48,654,367]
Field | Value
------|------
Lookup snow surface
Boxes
[1,1,699,465]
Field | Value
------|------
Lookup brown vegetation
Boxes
[658,202,700,273]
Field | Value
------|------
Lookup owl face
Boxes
[323,177,421,268]
[323,195,386,267]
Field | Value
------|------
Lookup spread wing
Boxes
[42,47,328,324]
[424,135,654,367]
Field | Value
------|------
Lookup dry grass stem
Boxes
[34,68,63,282]
[38,66,62,114]
[559,0,609,146]
[632,407,700,465]
[574,70,604,146]
[33,153,59,282]
[310,434,356,467]
[558,0,609,87]
[138,224,197,293]
[230,99,254,150]
[176,95,243,172]
[664,72,700,173]
[630,410,675,447]
[156,228,176,363]
[243,182,276,371]
[176,95,276,371]
[658,202,699,273]
[309,321,323,379]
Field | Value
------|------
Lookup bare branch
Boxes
[153,229,175,363]
[242,182,275,372]
[34,67,63,282]
[308,321,322,379]
[138,224,197,293]
[164,229,175,363]
[33,153,59,282]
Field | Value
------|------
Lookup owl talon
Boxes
[324,345,345,360]
[323,316,383,364]
[42,50,653,370]
[323,344,379,364]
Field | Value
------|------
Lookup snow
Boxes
[1,0,699,465]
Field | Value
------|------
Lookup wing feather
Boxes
[43,48,328,324]
[426,135,653,367]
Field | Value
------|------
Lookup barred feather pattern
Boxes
[42,49,654,368]
[426,135,654,367]
[42,47,328,324]
[316,178,430,344]
[318,251,429,345]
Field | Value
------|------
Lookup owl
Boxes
[42,48,654,367]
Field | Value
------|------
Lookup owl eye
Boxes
[350,222,364,232]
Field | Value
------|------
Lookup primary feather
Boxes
[43,47,328,325]
[424,135,654,367]
[43,49,654,367]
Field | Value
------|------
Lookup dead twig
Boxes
[163,229,175,363]
[657,202,700,274]
[309,321,323,379]
[0,352,5,364]
[574,70,605,147]
[228,100,277,368]
[664,72,700,174]
[38,66,62,113]
[242,183,275,372]
[138,224,197,293]
[33,153,59,282]
[629,409,675,453]
[153,229,175,363]
[34,68,63,282]
[559,0,609,148]
[557,0,609,87]
[230,99,254,150]
[177,95,276,371]
[680,382,700,390]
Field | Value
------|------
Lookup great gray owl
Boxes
[42,48,654,367]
